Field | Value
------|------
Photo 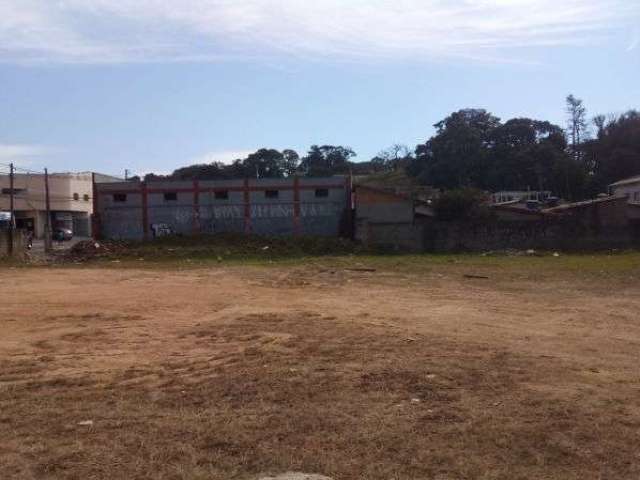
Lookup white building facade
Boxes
[0,172,119,238]
[610,176,640,203]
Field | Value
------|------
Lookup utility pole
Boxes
[44,168,52,252]
[125,169,130,181]
[8,163,15,256]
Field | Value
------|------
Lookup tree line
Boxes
[137,96,640,201]
[139,145,361,182]
[408,97,640,200]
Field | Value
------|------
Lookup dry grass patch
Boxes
[1,312,639,479]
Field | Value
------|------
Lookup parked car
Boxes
[0,211,11,230]
[53,228,73,241]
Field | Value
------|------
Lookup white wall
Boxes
[0,173,93,213]
[612,183,640,202]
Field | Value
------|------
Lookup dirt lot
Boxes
[1,256,639,479]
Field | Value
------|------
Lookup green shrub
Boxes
[433,188,492,222]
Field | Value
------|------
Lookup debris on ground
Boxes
[258,474,333,480]
[77,420,94,427]
[464,274,490,280]
[66,239,128,262]
[62,234,362,264]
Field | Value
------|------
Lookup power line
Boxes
[0,163,44,175]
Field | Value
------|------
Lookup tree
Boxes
[170,162,232,181]
[584,110,640,194]
[488,118,574,195]
[409,109,501,189]
[408,110,587,199]
[371,144,412,172]
[282,149,300,177]
[566,94,589,164]
[156,148,301,180]
[299,145,356,177]
[433,188,492,222]
[241,149,288,179]
[593,114,607,138]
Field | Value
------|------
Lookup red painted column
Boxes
[141,182,149,241]
[193,180,201,235]
[293,176,301,236]
[91,173,101,240]
[243,178,251,234]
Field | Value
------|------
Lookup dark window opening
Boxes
[265,190,279,199]
[215,190,229,200]
[83,194,90,202]
[315,188,329,198]
[1,188,26,195]
[73,193,80,201]
[164,192,178,202]
[113,193,127,202]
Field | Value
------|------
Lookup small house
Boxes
[609,175,640,202]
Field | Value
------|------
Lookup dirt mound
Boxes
[67,240,128,261]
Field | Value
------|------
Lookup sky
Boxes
[0,0,638,177]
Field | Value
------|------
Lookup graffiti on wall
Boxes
[101,201,345,239]
[196,202,341,220]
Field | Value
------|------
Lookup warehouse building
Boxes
[93,176,352,240]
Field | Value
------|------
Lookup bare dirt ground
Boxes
[1,259,639,479]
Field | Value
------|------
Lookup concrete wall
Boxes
[361,223,426,252]
[354,186,424,251]
[426,197,640,252]
[355,187,640,253]
[0,230,26,259]
[425,219,640,252]
[95,177,350,240]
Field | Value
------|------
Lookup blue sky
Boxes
[0,0,638,177]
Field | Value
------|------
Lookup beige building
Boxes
[610,175,640,203]
[0,172,119,238]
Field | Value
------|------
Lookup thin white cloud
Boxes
[0,0,638,64]
[190,150,256,166]
[628,31,640,52]
[0,144,55,169]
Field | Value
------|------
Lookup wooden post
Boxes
[44,168,52,252]
[346,173,355,239]
[8,163,14,255]
[141,182,149,241]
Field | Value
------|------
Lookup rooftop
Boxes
[543,195,627,213]
[610,175,640,187]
